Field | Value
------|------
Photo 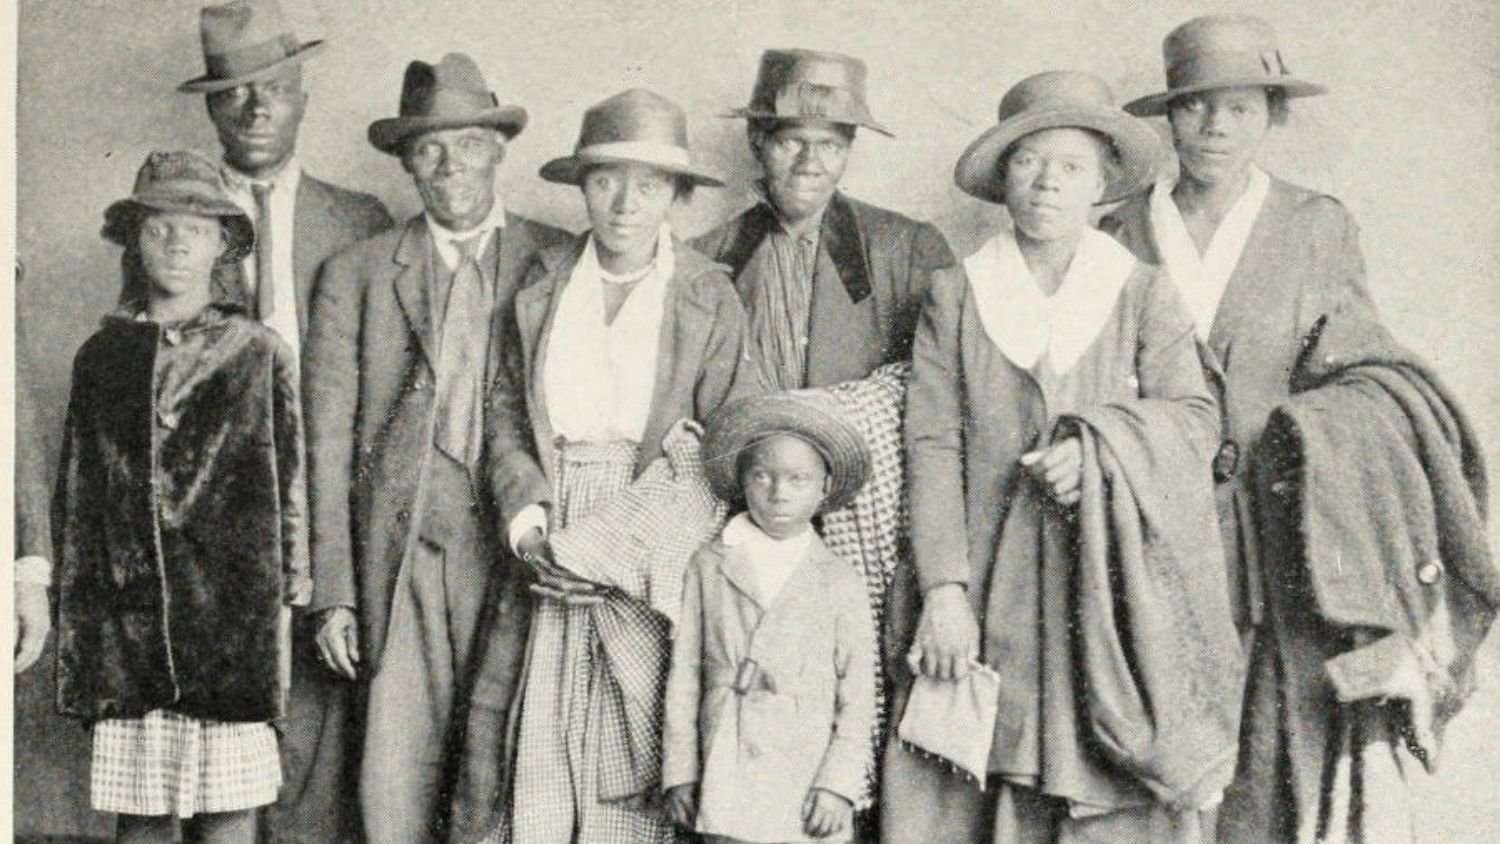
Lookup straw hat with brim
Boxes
[701,391,871,513]
[540,88,724,187]
[954,70,1163,205]
[178,0,326,94]
[102,150,255,264]
[721,48,894,137]
[1124,14,1327,117]
[368,53,528,156]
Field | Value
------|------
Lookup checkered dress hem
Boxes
[91,708,281,817]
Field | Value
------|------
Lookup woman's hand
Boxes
[909,583,979,681]
[665,782,698,829]
[802,788,853,838]
[13,583,50,674]
[1021,437,1083,505]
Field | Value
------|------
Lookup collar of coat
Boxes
[718,190,873,304]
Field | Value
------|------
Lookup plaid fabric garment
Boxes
[494,440,685,844]
[819,361,912,808]
[91,708,281,817]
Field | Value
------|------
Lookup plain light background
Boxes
[11,0,1500,838]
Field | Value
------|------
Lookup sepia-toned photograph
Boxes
[7,1,1499,842]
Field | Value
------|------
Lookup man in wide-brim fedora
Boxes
[694,48,955,393]
[176,4,394,842]
[301,52,569,844]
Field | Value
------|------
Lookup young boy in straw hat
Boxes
[46,149,309,844]
[662,391,876,844]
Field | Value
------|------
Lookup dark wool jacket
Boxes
[693,191,955,388]
[53,305,309,724]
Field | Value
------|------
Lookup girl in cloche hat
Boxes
[49,149,308,843]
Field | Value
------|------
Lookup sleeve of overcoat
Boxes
[484,258,553,532]
[692,268,763,416]
[813,564,877,802]
[661,545,709,790]
[271,336,311,606]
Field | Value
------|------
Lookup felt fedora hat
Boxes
[722,48,894,137]
[102,149,255,264]
[368,53,528,156]
[539,88,724,187]
[701,390,871,513]
[954,70,1163,205]
[1124,14,1327,117]
[177,0,326,94]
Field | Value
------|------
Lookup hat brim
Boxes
[177,40,327,94]
[953,106,1163,205]
[539,150,725,188]
[102,196,255,265]
[701,392,871,513]
[368,107,529,156]
[720,107,895,138]
[1123,77,1327,117]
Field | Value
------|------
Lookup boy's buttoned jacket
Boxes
[663,534,875,842]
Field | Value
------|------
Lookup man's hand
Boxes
[14,583,50,674]
[1021,437,1083,505]
[517,527,604,602]
[315,606,360,680]
[664,782,698,829]
[802,788,852,838]
[909,582,979,681]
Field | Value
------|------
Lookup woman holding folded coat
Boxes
[881,71,1242,844]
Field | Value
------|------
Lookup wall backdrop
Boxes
[13,0,1500,838]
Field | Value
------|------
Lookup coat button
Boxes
[1417,560,1443,585]
[396,508,410,524]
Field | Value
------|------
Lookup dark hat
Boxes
[1124,14,1327,117]
[954,70,1163,205]
[368,53,528,156]
[177,0,326,94]
[102,150,255,264]
[539,88,724,187]
[722,48,893,137]
[701,391,871,513]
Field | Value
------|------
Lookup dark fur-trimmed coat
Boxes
[53,305,309,724]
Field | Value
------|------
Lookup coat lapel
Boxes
[1204,180,1295,366]
[820,192,872,304]
[292,175,330,338]
[516,238,586,477]
[391,217,438,373]
[634,243,715,471]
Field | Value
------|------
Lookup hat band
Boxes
[133,178,231,203]
[204,34,300,81]
[574,140,692,169]
[754,82,865,124]
[405,86,501,119]
[1166,49,1291,92]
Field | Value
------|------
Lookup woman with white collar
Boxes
[884,71,1225,843]
[481,88,757,843]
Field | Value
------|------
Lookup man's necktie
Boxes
[434,234,491,471]
[252,182,275,321]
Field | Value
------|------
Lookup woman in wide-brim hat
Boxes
[55,149,309,844]
[883,70,1235,844]
[483,87,758,844]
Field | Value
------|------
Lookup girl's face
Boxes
[137,211,225,297]
[1168,86,1272,185]
[741,434,830,540]
[582,162,676,261]
[1002,127,1108,244]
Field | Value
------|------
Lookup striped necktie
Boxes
[433,233,492,470]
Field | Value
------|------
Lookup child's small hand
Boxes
[664,782,698,829]
[801,787,852,838]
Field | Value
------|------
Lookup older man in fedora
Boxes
[301,52,570,844]
[177,3,393,842]
[695,48,954,392]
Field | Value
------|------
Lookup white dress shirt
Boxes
[226,159,302,355]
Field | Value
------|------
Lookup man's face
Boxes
[403,126,505,230]
[137,211,225,298]
[206,63,307,179]
[754,120,853,224]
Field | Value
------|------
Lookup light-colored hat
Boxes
[701,391,871,513]
[177,0,326,94]
[721,48,894,137]
[540,88,724,187]
[954,70,1163,205]
[1124,14,1327,117]
[368,53,528,156]
[102,150,255,264]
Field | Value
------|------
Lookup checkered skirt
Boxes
[91,708,281,817]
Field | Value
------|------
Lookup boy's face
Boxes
[741,434,829,541]
[137,211,224,297]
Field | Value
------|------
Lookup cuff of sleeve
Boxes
[14,555,52,588]
[509,504,549,555]
[284,574,314,607]
[1324,633,1418,703]
[811,741,864,805]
